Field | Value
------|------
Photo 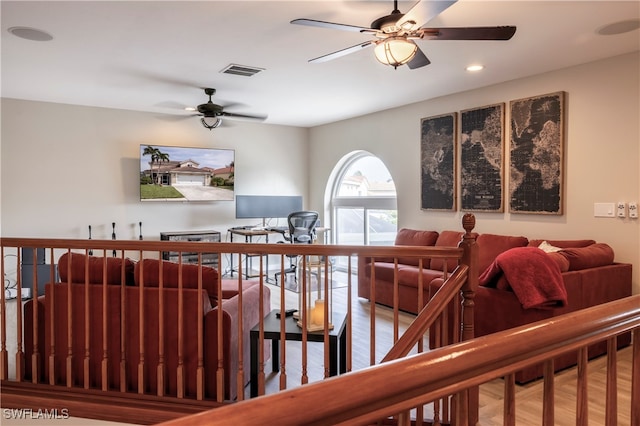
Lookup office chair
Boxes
[273,211,319,289]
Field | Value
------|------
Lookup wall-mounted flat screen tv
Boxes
[140,144,235,202]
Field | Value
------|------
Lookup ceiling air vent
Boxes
[220,64,265,77]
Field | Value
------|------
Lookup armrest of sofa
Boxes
[204,281,270,400]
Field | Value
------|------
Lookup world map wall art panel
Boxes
[420,112,457,211]
[460,103,505,212]
[509,91,565,215]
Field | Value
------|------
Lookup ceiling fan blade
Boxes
[309,40,375,63]
[407,45,431,69]
[397,0,457,31]
[419,26,517,40]
[291,18,373,33]
[220,112,268,122]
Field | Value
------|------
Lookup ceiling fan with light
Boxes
[193,88,267,130]
[291,0,516,69]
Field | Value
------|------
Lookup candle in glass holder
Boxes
[311,299,325,326]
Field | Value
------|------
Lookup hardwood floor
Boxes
[253,271,635,425]
[478,346,633,426]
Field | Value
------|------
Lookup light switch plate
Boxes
[617,202,627,218]
[629,202,638,219]
[594,203,615,217]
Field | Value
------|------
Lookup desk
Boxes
[249,309,347,397]
[228,228,277,279]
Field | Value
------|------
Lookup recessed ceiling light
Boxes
[466,64,484,72]
[7,26,53,41]
[597,19,640,36]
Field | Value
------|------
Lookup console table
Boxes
[160,230,221,268]
[249,309,347,397]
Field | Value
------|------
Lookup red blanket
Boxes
[479,247,567,310]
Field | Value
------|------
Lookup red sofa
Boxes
[24,252,270,400]
[358,229,633,383]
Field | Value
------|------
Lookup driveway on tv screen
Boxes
[174,185,233,201]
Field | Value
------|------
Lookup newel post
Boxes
[458,213,478,343]
[457,213,479,426]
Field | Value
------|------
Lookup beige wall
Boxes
[0,100,309,241]
[308,52,639,294]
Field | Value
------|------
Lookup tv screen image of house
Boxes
[140,145,235,202]
[235,195,303,219]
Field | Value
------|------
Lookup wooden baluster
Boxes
[197,254,205,400]
[30,249,40,383]
[82,252,92,389]
[176,255,185,398]
[417,258,424,354]
[542,360,554,425]
[322,255,330,379]
[440,259,450,424]
[504,373,516,426]
[300,255,309,384]
[279,255,288,391]
[216,254,225,403]
[49,249,58,385]
[65,250,73,387]
[257,256,266,396]
[605,337,617,426]
[432,315,442,425]
[157,252,165,396]
[369,259,376,366]
[137,251,145,394]
[0,246,7,380]
[346,257,353,374]
[101,253,111,391]
[235,255,244,400]
[119,251,130,393]
[13,249,24,382]
[393,258,399,343]
[631,329,639,426]
[576,347,589,425]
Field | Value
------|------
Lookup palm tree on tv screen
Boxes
[142,145,170,185]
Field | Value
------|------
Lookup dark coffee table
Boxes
[250,309,347,397]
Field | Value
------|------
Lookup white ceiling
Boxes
[1,1,639,128]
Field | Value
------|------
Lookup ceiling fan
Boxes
[194,88,267,130]
[291,0,516,69]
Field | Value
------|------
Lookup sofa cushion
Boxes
[430,231,464,272]
[546,252,570,272]
[560,243,615,271]
[395,228,439,266]
[134,259,219,302]
[58,252,135,285]
[528,239,596,248]
[477,233,529,274]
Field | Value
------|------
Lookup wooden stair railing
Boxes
[160,295,640,426]
[0,226,471,424]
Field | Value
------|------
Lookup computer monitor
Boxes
[235,195,303,221]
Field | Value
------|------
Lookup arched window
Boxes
[329,152,397,250]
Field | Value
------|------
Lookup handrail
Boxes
[159,295,640,426]
[0,237,463,260]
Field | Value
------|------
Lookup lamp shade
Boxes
[201,116,222,130]
[374,37,418,68]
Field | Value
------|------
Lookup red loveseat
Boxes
[358,229,633,383]
[24,252,270,400]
